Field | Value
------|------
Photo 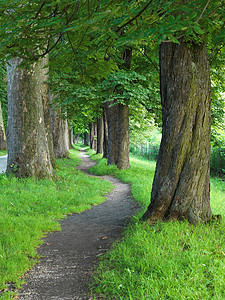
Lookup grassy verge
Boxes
[0,149,113,299]
[88,150,225,300]
[0,151,7,157]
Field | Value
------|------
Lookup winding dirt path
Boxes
[19,151,139,300]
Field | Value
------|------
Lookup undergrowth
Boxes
[0,149,113,299]
[88,149,225,300]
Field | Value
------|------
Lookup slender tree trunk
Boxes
[103,107,108,159]
[142,40,212,224]
[117,103,130,169]
[89,123,95,149]
[6,58,53,178]
[68,128,73,148]
[52,107,69,158]
[41,55,57,168]
[0,101,7,150]
[105,101,119,165]
[74,134,79,144]
[97,116,104,154]
[83,132,89,146]
[89,122,97,150]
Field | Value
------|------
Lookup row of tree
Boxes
[0,0,224,225]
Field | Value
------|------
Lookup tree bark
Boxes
[41,55,57,168]
[105,101,119,165]
[83,132,89,146]
[74,134,79,144]
[142,40,212,224]
[89,122,97,150]
[117,103,130,169]
[103,107,108,159]
[116,46,132,169]
[0,101,7,150]
[52,107,69,158]
[97,116,104,154]
[6,58,54,178]
[68,128,73,148]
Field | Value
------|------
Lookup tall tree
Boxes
[0,101,6,150]
[97,115,104,154]
[6,58,54,178]
[51,106,69,158]
[143,40,212,224]
[41,55,57,168]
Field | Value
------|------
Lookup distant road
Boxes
[0,155,7,173]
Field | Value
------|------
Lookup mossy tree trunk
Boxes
[97,116,104,154]
[103,106,108,159]
[89,122,97,150]
[116,47,132,169]
[0,101,7,150]
[83,132,89,146]
[41,55,57,168]
[68,128,73,148]
[52,107,69,158]
[105,100,119,165]
[117,103,130,169]
[142,40,212,225]
[6,57,54,178]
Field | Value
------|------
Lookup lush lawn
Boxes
[88,150,225,300]
[0,149,113,299]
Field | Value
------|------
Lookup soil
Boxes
[18,150,140,300]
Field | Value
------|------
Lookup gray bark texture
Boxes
[51,106,69,158]
[0,101,7,150]
[41,55,57,169]
[97,116,104,154]
[103,107,108,159]
[142,40,212,224]
[6,57,54,178]
[89,122,97,150]
[117,103,130,169]
[68,128,73,148]
[105,101,119,165]
[83,132,89,146]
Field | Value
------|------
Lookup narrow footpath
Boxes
[19,151,139,300]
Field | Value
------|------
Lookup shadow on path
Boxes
[19,151,139,300]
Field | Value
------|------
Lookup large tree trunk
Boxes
[142,40,212,224]
[51,107,69,158]
[103,107,108,159]
[0,101,7,150]
[117,103,130,169]
[105,101,119,165]
[41,55,57,168]
[116,46,132,169]
[6,58,54,178]
[97,116,104,154]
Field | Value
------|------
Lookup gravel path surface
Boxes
[0,155,7,173]
[19,151,139,300]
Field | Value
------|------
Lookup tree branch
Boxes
[115,0,154,33]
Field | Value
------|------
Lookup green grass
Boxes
[0,150,7,157]
[88,150,225,300]
[0,149,113,299]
